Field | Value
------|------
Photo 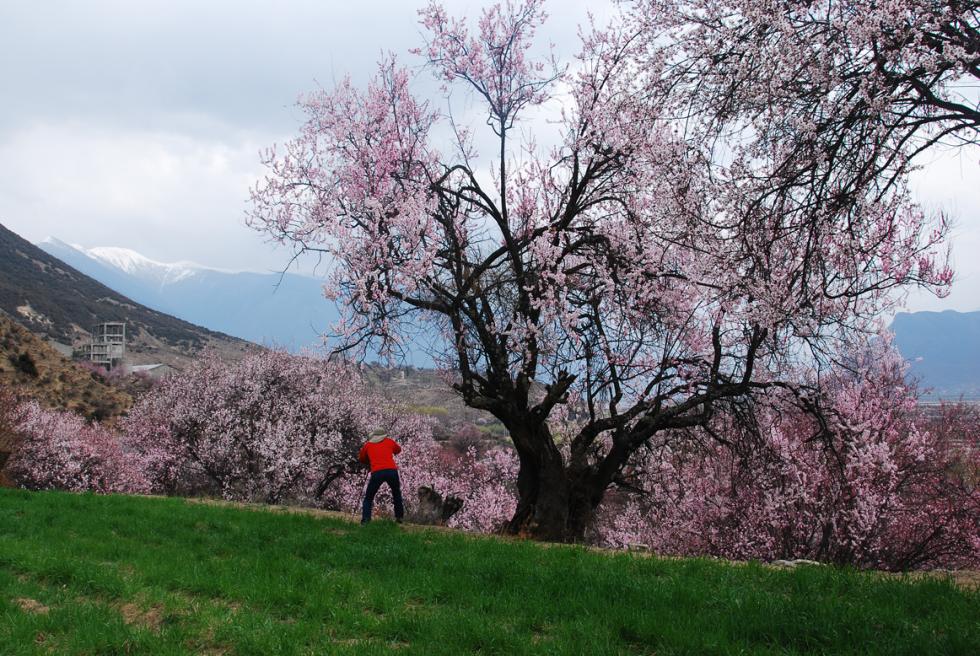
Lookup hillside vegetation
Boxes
[1,490,977,655]
[0,315,131,421]
[365,365,508,440]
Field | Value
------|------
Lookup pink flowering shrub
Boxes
[4,349,519,528]
[3,339,973,570]
[595,345,980,570]
[383,434,518,532]
[5,400,149,494]
[123,350,378,503]
[123,349,520,528]
[240,395,521,531]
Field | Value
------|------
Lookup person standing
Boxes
[358,429,404,524]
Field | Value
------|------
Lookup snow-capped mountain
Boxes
[37,237,340,351]
[83,245,200,286]
[1,224,249,371]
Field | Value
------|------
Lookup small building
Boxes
[90,322,126,370]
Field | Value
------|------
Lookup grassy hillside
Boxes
[0,315,131,421]
[1,490,977,655]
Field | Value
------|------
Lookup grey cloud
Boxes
[0,0,975,311]
[3,2,387,136]
[0,1,603,137]
[0,0,611,276]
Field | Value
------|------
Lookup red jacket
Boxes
[358,437,401,472]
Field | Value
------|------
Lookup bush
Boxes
[594,344,980,570]
[5,401,148,494]
[322,419,518,532]
[123,349,519,528]
[9,352,38,377]
[124,350,386,503]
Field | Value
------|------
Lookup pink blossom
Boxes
[594,341,980,570]
[6,401,149,494]
[247,0,969,541]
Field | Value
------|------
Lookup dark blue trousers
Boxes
[361,469,404,523]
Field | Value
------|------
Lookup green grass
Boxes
[0,490,977,655]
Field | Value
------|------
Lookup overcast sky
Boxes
[1,0,976,313]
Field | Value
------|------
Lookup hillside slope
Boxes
[1,490,976,655]
[365,365,508,439]
[0,223,253,368]
[0,314,132,421]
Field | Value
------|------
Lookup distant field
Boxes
[1,490,978,655]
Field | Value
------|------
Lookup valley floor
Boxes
[0,490,977,655]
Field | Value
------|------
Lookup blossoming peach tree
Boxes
[123,350,383,504]
[596,341,980,570]
[249,0,971,541]
[6,400,149,494]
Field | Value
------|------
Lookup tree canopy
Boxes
[249,0,974,540]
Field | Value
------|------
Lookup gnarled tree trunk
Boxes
[503,422,604,542]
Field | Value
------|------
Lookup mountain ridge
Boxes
[891,309,980,400]
[0,222,252,370]
[37,237,340,352]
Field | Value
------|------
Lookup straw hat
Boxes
[368,428,387,443]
